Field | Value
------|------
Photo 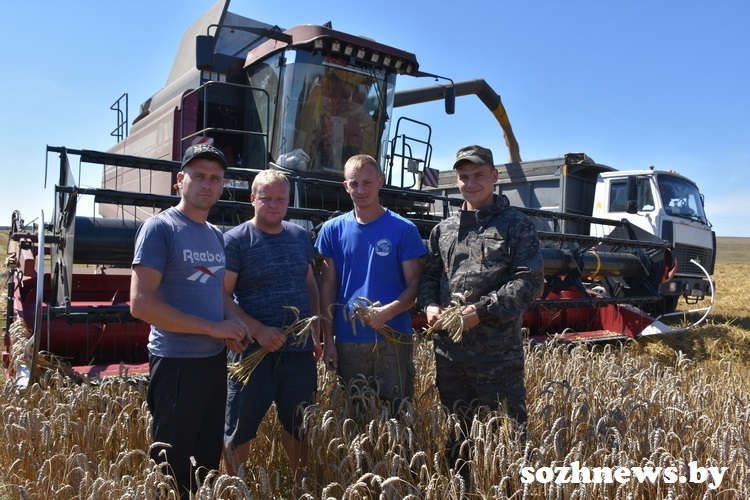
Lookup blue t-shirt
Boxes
[224,220,315,352]
[132,207,226,358]
[315,209,426,342]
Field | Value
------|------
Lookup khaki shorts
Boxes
[336,339,415,402]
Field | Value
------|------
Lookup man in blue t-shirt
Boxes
[316,154,426,410]
[131,144,250,499]
[222,170,321,487]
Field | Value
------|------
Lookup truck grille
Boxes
[673,244,715,276]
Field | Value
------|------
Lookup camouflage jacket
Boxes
[419,194,544,360]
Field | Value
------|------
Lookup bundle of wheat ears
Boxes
[345,297,411,344]
[228,306,319,386]
[422,291,470,342]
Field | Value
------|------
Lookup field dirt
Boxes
[716,236,749,264]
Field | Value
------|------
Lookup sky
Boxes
[2,0,748,236]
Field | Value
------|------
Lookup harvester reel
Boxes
[50,147,78,311]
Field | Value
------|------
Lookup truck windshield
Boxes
[657,174,707,223]
[269,50,394,175]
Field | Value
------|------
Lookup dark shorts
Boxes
[225,350,317,447]
[336,339,415,402]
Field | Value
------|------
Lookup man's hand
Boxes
[210,317,250,343]
[460,305,480,330]
[363,304,392,332]
[253,325,288,352]
[225,337,250,353]
[323,342,338,371]
[221,316,254,353]
[425,303,444,327]
[312,342,323,362]
[311,320,323,361]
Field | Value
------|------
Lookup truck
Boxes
[427,152,716,314]
[4,0,699,380]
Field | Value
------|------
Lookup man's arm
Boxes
[223,270,287,352]
[319,256,338,370]
[470,218,545,327]
[365,257,422,331]
[130,264,248,343]
[418,226,446,326]
[305,264,323,361]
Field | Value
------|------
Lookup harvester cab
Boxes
[103,0,452,236]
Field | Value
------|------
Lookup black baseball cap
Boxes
[181,144,228,170]
[452,145,494,169]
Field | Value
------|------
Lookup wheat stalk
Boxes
[422,291,470,342]
[345,297,410,344]
[1,261,749,497]
[228,306,320,385]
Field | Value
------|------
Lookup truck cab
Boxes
[591,169,716,312]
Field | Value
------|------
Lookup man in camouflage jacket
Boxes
[419,145,544,478]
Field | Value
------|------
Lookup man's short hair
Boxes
[344,154,382,177]
[251,169,290,195]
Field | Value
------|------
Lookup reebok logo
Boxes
[187,265,223,283]
[183,249,225,264]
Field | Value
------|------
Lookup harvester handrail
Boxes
[49,146,459,231]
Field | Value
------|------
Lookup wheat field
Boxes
[1,236,749,499]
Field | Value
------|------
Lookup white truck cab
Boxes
[591,168,716,312]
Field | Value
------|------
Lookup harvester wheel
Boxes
[662,296,679,314]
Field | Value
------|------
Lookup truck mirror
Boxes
[444,85,455,115]
[196,35,215,71]
[626,176,638,214]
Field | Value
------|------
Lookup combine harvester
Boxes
[3,0,713,381]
